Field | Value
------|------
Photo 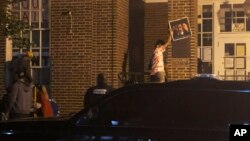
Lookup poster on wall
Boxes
[169,17,192,41]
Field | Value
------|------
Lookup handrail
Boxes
[118,72,150,86]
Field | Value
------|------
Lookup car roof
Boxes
[118,78,250,92]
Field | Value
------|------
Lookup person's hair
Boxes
[97,73,105,86]
[155,39,165,47]
[17,71,25,79]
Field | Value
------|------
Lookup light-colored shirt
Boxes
[150,46,165,75]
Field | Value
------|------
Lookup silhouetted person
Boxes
[84,73,114,108]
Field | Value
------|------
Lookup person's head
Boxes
[17,71,25,79]
[155,39,165,48]
[97,73,105,86]
[182,23,189,31]
[178,24,183,32]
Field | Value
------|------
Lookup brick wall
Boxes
[112,0,129,86]
[50,0,128,115]
[167,0,198,81]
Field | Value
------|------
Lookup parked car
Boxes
[1,78,250,141]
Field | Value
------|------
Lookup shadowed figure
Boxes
[84,73,114,108]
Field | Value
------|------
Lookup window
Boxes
[220,4,250,32]
[197,5,213,73]
[225,44,234,56]
[224,43,246,80]
[10,0,50,86]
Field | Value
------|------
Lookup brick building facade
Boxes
[167,0,198,81]
[50,0,129,114]
[0,0,198,115]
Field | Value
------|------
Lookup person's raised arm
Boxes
[162,33,172,49]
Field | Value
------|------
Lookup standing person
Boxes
[150,34,171,83]
[84,73,114,108]
[4,71,34,120]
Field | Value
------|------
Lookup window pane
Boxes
[31,49,40,66]
[21,0,29,10]
[31,0,39,10]
[225,20,232,32]
[42,49,49,66]
[235,58,245,69]
[32,30,40,47]
[202,33,212,46]
[42,30,49,47]
[31,11,39,28]
[225,58,234,68]
[202,5,212,18]
[233,4,243,9]
[236,44,245,56]
[198,34,201,46]
[21,11,29,24]
[42,10,49,28]
[203,47,212,61]
[42,0,49,10]
[246,18,250,31]
[42,0,49,28]
[236,11,244,17]
[202,19,212,32]
[225,44,234,56]
[220,4,231,9]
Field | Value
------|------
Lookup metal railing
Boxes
[217,74,250,81]
[118,72,150,86]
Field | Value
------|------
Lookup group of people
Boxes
[1,52,58,120]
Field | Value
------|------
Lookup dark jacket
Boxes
[84,84,114,108]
